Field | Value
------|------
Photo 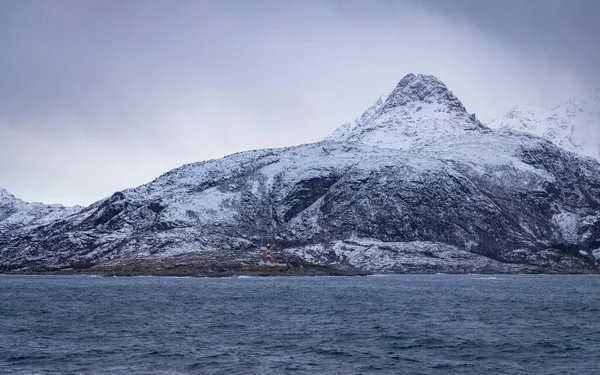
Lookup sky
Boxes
[1,0,599,206]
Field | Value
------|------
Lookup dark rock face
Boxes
[1,74,600,274]
[382,73,466,113]
[282,175,339,223]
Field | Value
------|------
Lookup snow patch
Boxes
[552,212,580,244]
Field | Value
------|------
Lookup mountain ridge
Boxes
[2,73,600,275]
[489,91,600,160]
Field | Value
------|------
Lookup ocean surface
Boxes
[1,274,599,375]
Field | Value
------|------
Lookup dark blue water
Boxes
[1,274,599,374]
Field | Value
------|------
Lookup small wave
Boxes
[185,362,203,370]
[578,307,600,312]
[313,348,353,357]
[431,362,477,369]
[141,350,186,358]
[388,355,420,363]
[7,354,52,362]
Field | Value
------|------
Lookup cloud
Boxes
[0,0,597,205]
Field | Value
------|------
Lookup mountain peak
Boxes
[324,73,485,150]
[0,188,24,205]
[381,73,466,113]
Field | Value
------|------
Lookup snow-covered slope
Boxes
[489,91,600,160]
[2,74,600,274]
[326,94,388,141]
[0,188,82,236]
[325,74,486,150]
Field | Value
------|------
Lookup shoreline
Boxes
[2,266,599,278]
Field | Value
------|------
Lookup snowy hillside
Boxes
[489,91,600,160]
[2,74,600,274]
[0,188,81,235]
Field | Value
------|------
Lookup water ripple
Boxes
[1,274,599,374]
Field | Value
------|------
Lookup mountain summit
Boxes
[381,73,467,113]
[325,73,485,149]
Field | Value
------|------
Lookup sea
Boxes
[1,274,599,375]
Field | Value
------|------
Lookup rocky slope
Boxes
[488,91,600,160]
[2,74,600,274]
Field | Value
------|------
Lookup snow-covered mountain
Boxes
[325,74,486,150]
[488,91,600,160]
[2,74,600,274]
[0,188,81,235]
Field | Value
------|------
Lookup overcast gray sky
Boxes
[1,0,598,206]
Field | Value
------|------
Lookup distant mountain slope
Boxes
[0,188,81,234]
[488,91,600,160]
[1,74,600,274]
[0,188,82,256]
